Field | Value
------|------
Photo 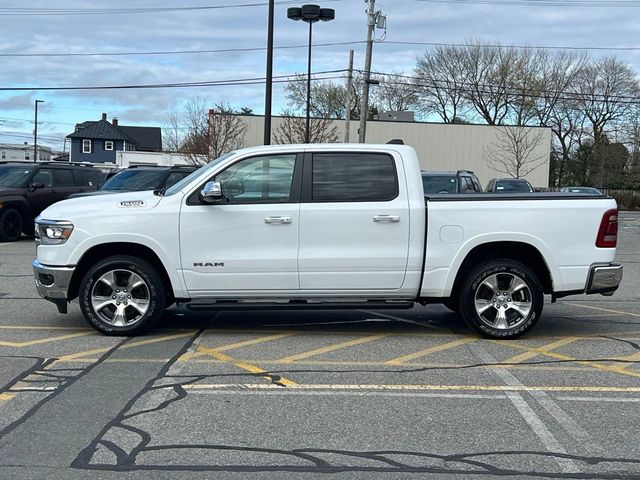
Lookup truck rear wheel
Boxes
[0,209,23,242]
[458,259,543,339]
[79,255,166,336]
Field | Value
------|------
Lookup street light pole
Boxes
[305,20,313,143]
[358,0,376,143]
[287,4,335,144]
[263,0,275,145]
[33,99,44,163]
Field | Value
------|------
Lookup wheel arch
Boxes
[67,242,176,303]
[447,240,555,302]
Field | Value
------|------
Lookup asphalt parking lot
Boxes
[0,211,639,479]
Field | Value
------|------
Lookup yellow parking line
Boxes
[499,342,640,379]
[54,332,196,363]
[180,333,295,361]
[385,338,476,365]
[566,303,640,318]
[195,345,297,387]
[616,351,640,371]
[501,337,579,365]
[0,392,15,402]
[276,334,388,364]
[183,383,640,393]
[0,331,92,347]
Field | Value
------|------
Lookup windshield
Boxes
[164,152,235,196]
[0,165,34,188]
[422,175,457,194]
[495,180,533,192]
[100,169,167,191]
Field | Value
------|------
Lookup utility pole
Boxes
[344,49,354,143]
[263,0,275,145]
[33,99,44,163]
[358,0,376,143]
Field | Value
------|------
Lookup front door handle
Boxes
[373,215,400,223]
[265,216,292,224]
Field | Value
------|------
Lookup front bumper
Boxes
[32,259,75,313]
[586,263,623,296]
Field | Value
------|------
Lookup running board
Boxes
[184,299,415,311]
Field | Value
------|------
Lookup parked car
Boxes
[0,161,105,241]
[421,170,482,194]
[67,165,197,199]
[33,144,622,339]
[560,186,603,195]
[485,178,534,193]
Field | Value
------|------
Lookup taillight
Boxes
[596,209,618,248]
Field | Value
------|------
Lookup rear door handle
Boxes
[373,215,400,223]
[264,216,291,224]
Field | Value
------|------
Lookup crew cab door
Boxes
[298,151,410,290]
[179,153,302,293]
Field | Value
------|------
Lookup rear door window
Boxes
[52,169,74,187]
[32,168,53,187]
[310,152,397,202]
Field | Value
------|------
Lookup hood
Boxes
[0,186,26,197]
[40,190,163,221]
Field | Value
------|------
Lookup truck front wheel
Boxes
[458,259,543,339]
[79,255,166,336]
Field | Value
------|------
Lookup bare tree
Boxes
[415,45,469,123]
[284,75,347,119]
[370,71,419,112]
[165,97,247,165]
[485,126,549,178]
[208,104,248,159]
[273,109,339,144]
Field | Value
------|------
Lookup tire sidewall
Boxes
[0,209,23,242]
[79,256,165,335]
[460,260,543,339]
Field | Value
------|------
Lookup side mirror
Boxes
[31,182,45,190]
[200,180,223,203]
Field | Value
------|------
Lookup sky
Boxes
[1,0,640,152]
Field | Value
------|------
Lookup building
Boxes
[114,151,201,168]
[67,113,162,164]
[0,143,52,162]
[232,115,552,188]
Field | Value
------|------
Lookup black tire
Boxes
[79,255,166,336]
[458,259,543,339]
[0,208,23,242]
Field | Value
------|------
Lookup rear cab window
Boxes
[309,152,398,202]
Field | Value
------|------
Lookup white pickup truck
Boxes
[32,144,622,339]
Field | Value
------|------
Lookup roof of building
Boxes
[67,117,162,151]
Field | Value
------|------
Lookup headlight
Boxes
[35,219,74,245]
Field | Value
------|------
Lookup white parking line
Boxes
[557,396,640,403]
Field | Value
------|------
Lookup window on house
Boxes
[104,141,114,151]
[82,140,92,154]
[1,152,5,159]
[24,152,30,160]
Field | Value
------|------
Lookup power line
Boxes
[0,41,365,58]
[364,69,640,105]
[0,1,321,16]
[382,40,640,52]
[416,0,640,7]
[4,39,640,59]
[0,70,348,92]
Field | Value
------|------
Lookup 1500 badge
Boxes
[193,262,225,267]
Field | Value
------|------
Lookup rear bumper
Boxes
[586,262,623,296]
[32,259,75,313]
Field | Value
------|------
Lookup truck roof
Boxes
[231,143,417,156]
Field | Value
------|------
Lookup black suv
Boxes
[0,161,106,241]
[485,177,534,193]
[68,165,197,199]
[421,170,483,194]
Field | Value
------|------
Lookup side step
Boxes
[184,299,415,311]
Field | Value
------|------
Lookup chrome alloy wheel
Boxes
[473,272,532,330]
[90,269,150,327]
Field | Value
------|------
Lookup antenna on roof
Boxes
[386,138,404,145]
